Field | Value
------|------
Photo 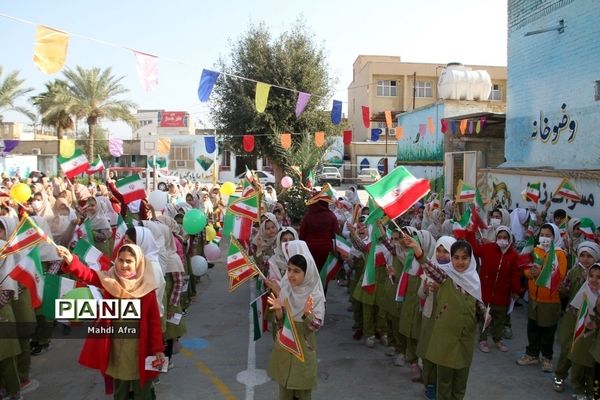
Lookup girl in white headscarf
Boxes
[425,208,444,240]
[553,241,600,392]
[252,212,280,260]
[344,186,360,206]
[416,239,486,400]
[509,208,531,245]
[82,196,113,258]
[267,227,299,285]
[267,240,325,400]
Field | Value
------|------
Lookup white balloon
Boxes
[191,255,208,276]
[148,190,168,211]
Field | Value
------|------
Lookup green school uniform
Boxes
[12,287,36,382]
[107,334,140,381]
[268,315,318,391]
[398,275,422,340]
[0,302,21,361]
[380,257,402,318]
[426,280,477,370]
[528,300,562,327]
[164,274,186,340]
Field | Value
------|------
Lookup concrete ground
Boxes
[26,248,574,400]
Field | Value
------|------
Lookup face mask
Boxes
[32,200,42,210]
[490,218,501,227]
[496,239,509,249]
[539,236,553,250]
[436,258,451,269]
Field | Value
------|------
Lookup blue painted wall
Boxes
[396,103,444,162]
[506,0,600,168]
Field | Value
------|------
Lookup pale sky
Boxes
[0,0,507,137]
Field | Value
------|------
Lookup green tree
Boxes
[211,21,339,181]
[31,80,74,139]
[76,125,109,160]
[0,66,34,120]
[47,66,136,160]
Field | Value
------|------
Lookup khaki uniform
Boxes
[398,275,422,363]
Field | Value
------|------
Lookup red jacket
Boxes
[299,202,339,271]
[466,231,522,306]
[63,256,164,386]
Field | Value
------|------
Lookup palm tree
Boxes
[31,80,74,139]
[49,66,136,160]
[0,66,35,121]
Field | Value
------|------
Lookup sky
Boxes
[0,0,507,138]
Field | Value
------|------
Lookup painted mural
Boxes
[322,136,344,168]
[396,103,444,162]
[0,155,38,177]
[485,172,600,221]
[531,103,578,144]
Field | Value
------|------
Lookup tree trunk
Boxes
[56,125,63,140]
[271,161,285,190]
[87,122,94,161]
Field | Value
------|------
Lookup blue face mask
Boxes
[436,258,451,268]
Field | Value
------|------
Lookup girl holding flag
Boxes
[517,223,567,372]
[267,240,325,400]
[553,241,600,392]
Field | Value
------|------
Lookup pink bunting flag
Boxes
[295,92,311,118]
[109,138,124,157]
[468,120,474,134]
[418,124,426,137]
[133,51,159,92]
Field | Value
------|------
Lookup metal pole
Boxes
[412,72,417,110]
[152,154,157,191]
[212,130,218,186]
[384,127,388,176]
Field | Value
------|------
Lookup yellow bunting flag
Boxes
[157,138,171,155]
[395,126,404,140]
[280,133,292,150]
[33,26,69,75]
[314,131,325,147]
[428,117,435,133]
[384,111,392,129]
[475,120,481,134]
[255,82,271,113]
[59,139,75,158]
[459,119,468,135]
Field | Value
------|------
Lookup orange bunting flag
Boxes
[255,82,271,113]
[384,111,392,129]
[459,119,468,135]
[314,131,325,148]
[33,26,69,74]
[280,133,292,150]
[395,126,404,140]
[157,138,171,155]
[428,117,435,133]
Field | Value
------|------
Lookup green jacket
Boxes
[398,275,422,339]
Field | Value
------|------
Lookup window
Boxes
[175,160,187,168]
[595,81,600,101]
[221,150,231,167]
[415,81,432,98]
[489,84,502,101]
[376,80,397,97]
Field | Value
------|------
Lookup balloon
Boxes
[280,176,293,188]
[205,225,216,242]
[220,182,236,196]
[203,243,221,262]
[190,255,208,276]
[182,209,207,235]
[10,183,32,204]
[148,190,168,211]
[63,287,94,300]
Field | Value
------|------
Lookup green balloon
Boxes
[183,209,207,235]
[63,287,94,300]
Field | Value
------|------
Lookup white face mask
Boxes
[490,218,501,227]
[32,200,42,210]
[496,239,509,249]
[539,236,553,250]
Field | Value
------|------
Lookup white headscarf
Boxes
[268,227,299,282]
[438,238,482,302]
[540,222,564,249]
[570,271,600,314]
[280,240,326,322]
[0,217,19,296]
[495,225,514,254]
[344,186,360,205]
[30,216,61,261]
[133,226,160,264]
[95,195,118,226]
[577,241,600,262]
[509,208,529,242]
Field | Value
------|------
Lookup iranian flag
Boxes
[469,189,488,230]
[308,183,335,204]
[72,239,112,271]
[228,193,260,222]
[395,240,420,302]
[536,241,561,292]
[74,219,95,245]
[517,236,536,267]
[572,293,590,345]
[228,264,258,292]
[115,174,146,203]
[364,197,385,225]
[276,299,304,362]
[555,178,582,202]
[112,215,128,258]
[41,274,76,320]
[361,224,381,294]
[251,291,269,341]
[453,207,472,239]
[305,170,316,189]
[9,247,44,308]
[455,180,476,202]
[227,236,250,273]
[525,182,541,204]
[241,179,256,197]
[58,149,90,179]
[319,253,341,286]
[365,166,430,220]
[245,166,257,186]
[578,218,596,240]
[86,156,104,175]
[222,214,252,245]
[0,217,48,258]
[375,244,388,267]
[334,234,352,257]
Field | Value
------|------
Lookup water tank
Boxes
[437,63,492,101]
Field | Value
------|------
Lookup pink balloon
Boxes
[203,243,221,262]
[280,176,293,188]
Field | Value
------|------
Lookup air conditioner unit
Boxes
[32,148,41,155]
[388,128,396,137]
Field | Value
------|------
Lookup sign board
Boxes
[159,111,188,128]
